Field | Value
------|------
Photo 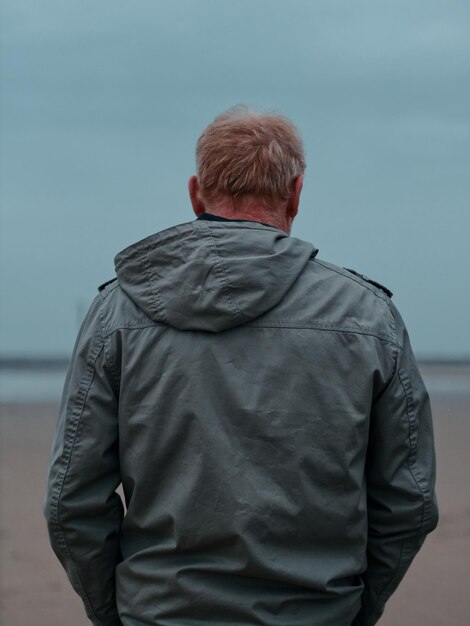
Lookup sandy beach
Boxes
[1,367,469,625]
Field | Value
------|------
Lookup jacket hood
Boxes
[114,219,318,332]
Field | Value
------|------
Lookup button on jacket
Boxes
[44,217,438,626]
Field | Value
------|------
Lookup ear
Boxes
[287,175,303,218]
[188,176,207,217]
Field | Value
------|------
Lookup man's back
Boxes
[46,217,437,625]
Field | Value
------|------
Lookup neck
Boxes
[205,199,293,234]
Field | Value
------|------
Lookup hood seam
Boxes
[139,249,168,324]
[204,223,248,325]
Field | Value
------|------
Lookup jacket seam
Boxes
[385,298,398,346]
[246,321,396,343]
[397,366,429,531]
[139,250,168,323]
[101,324,165,338]
[98,304,120,393]
[50,341,106,625]
[99,322,399,346]
[386,338,400,389]
[204,225,249,324]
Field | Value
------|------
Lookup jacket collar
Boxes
[196,211,280,230]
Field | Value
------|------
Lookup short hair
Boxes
[195,105,306,205]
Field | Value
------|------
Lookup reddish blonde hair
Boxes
[196,105,306,205]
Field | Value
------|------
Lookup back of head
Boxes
[196,105,306,209]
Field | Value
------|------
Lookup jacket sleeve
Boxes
[353,300,439,626]
[44,294,124,626]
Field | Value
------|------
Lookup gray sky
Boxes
[1,0,469,358]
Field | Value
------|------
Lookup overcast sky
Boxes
[1,0,469,358]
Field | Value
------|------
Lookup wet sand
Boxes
[1,381,469,625]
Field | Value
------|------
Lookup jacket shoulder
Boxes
[98,277,119,299]
[96,276,155,336]
[342,267,393,298]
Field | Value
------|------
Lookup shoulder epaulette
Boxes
[343,267,393,298]
[98,277,118,293]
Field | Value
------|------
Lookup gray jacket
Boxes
[44,218,438,626]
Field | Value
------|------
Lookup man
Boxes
[45,106,438,626]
